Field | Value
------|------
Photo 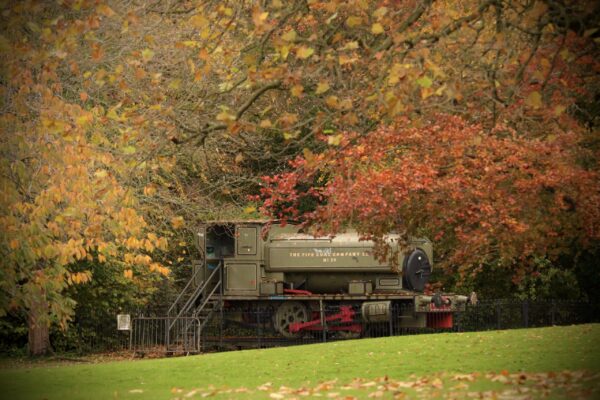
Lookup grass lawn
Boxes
[0,324,599,399]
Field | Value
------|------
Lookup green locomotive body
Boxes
[195,221,467,338]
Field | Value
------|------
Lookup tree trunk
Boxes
[28,293,50,357]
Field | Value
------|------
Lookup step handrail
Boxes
[167,263,205,317]
[168,261,222,329]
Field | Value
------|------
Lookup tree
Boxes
[0,2,169,355]
[2,0,599,353]
[258,115,600,285]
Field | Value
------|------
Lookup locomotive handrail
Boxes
[193,278,222,320]
[168,261,222,331]
[167,263,205,318]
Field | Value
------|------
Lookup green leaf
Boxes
[122,146,136,155]
[416,76,433,88]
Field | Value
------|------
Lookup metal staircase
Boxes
[165,261,223,354]
[130,224,224,356]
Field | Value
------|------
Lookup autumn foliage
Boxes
[0,0,599,354]
[258,115,600,283]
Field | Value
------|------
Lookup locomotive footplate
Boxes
[223,293,421,301]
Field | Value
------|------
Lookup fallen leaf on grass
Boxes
[258,382,273,391]
[129,389,143,393]
[452,382,470,390]
[452,373,477,381]
[431,378,443,389]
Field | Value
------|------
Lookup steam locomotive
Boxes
[193,220,468,338]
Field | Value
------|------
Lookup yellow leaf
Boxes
[222,7,233,16]
[122,146,136,155]
[200,27,210,39]
[189,14,208,28]
[216,110,236,121]
[94,169,108,178]
[371,23,384,34]
[283,131,299,140]
[316,81,330,95]
[327,134,342,146]
[525,91,542,109]
[141,48,154,62]
[9,239,19,250]
[346,16,362,28]
[554,105,566,116]
[296,46,314,59]
[144,239,155,252]
[75,113,93,127]
[338,54,357,65]
[290,84,304,97]
[106,107,121,120]
[373,7,388,19]
[253,10,269,26]
[341,41,359,50]
[244,206,257,214]
[281,29,297,42]
[279,45,289,60]
[177,41,198,48]
[171,216,185,229]
[169,79,181,89]
[124,269,133,279]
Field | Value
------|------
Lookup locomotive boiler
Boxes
[192,220,467,338]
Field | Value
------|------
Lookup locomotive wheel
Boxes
[274,302,309,338]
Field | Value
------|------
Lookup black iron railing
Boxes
[44,299,597,355]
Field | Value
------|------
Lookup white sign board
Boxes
[117,314,131,330]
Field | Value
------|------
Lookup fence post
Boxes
[129,319,133,352]
[389,305,394,336]
[319,299,326,343]
[522,300,529,328]
[257,307,262,349]
[496,300,501,330]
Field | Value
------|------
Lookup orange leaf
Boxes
[290,84,304,97]
[296,46,314,59]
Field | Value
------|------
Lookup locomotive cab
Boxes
[198,221,263,296]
